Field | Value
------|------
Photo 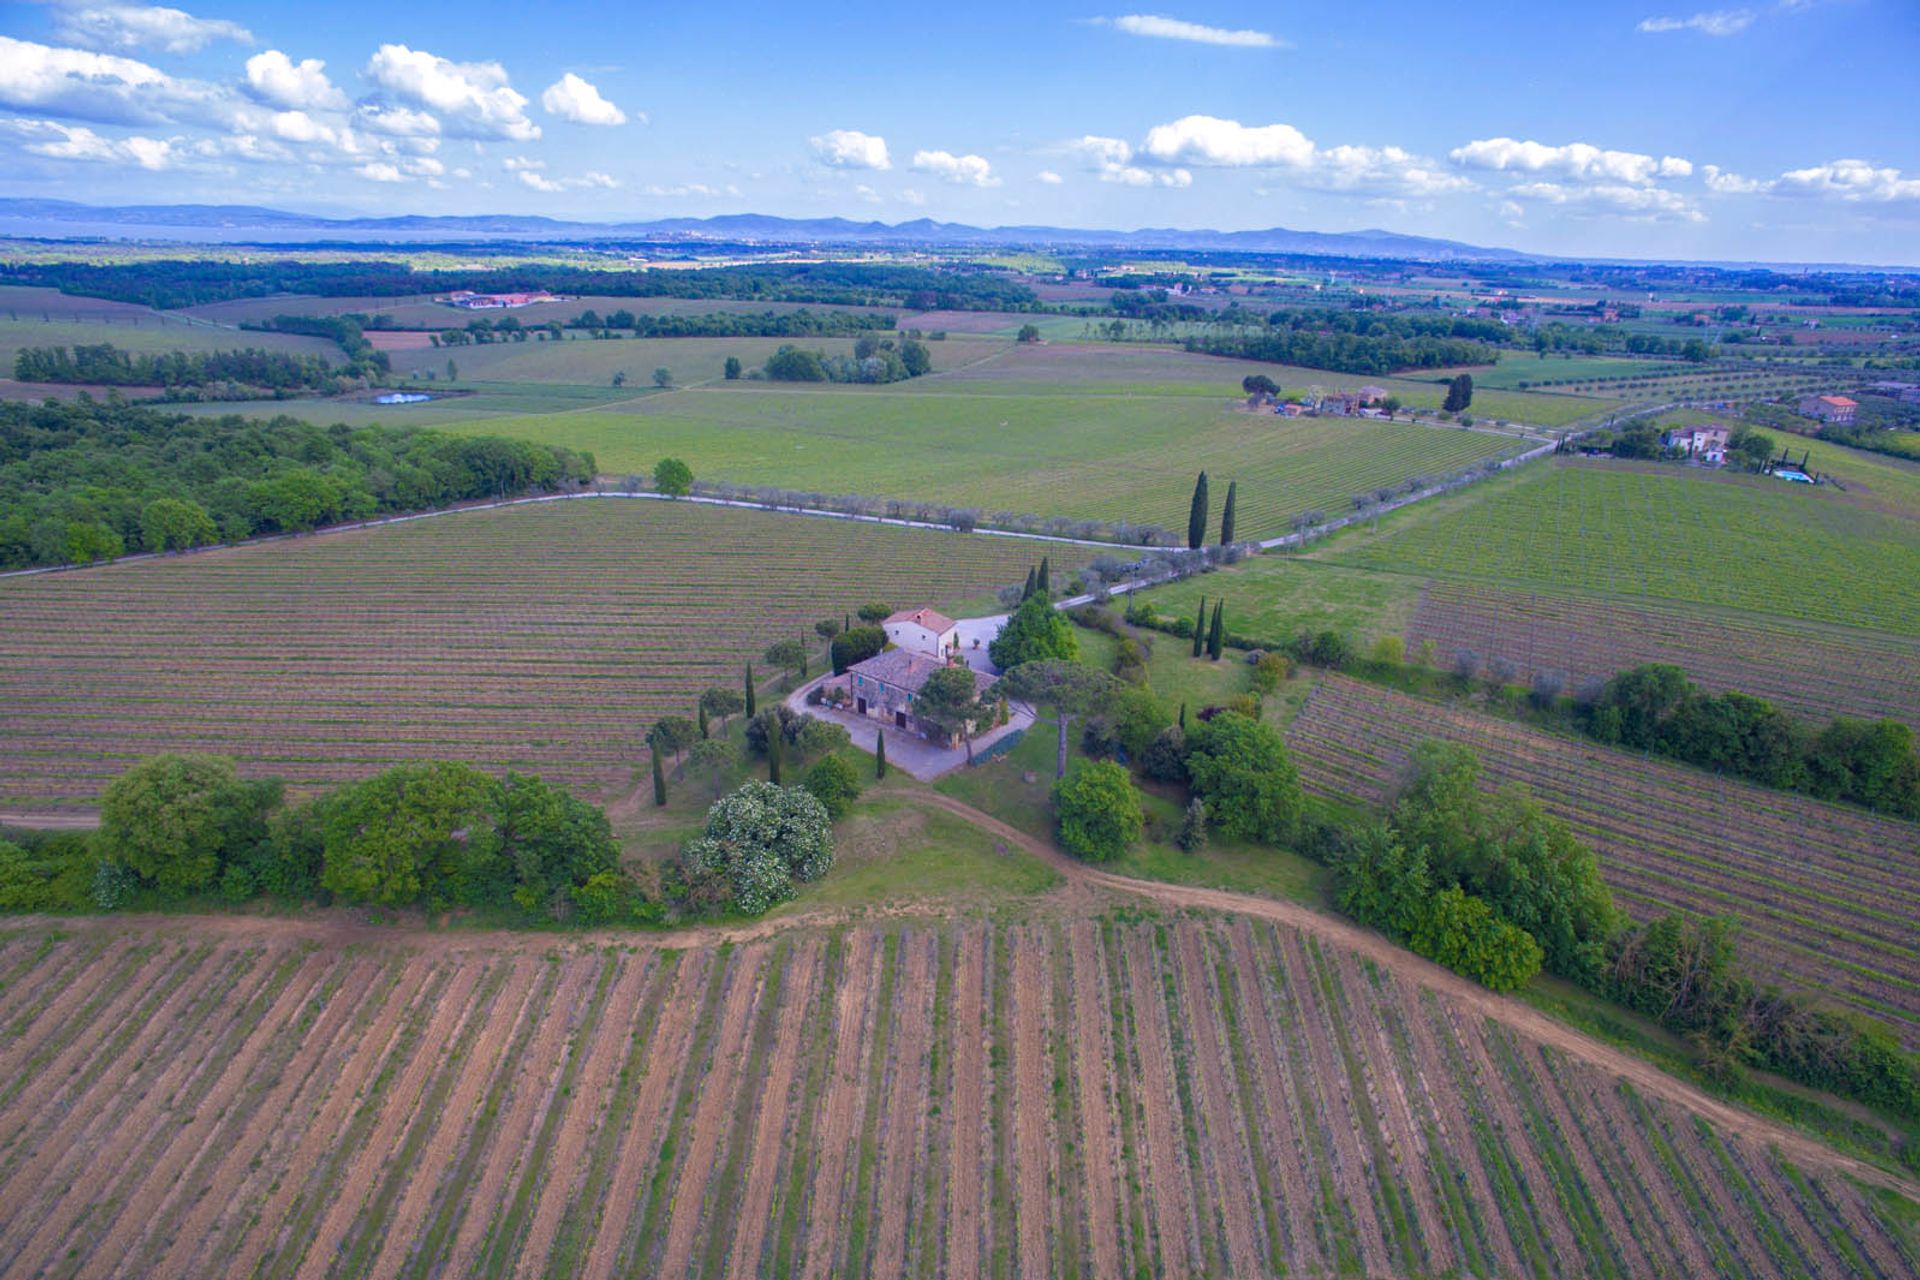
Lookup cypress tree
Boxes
[1207,600,1225,660]
[1178,701,1188,730]
[698,702,709,739]
[768,728,782,783]
[1187,471,1209,550]
[1219,480,1237,546]
[651,749,667,806]
[845,611,851,633]
[1023,566,1037,599]
[875,730,888,779]
[1037,556,1051,594]
[744,663,756,717]
[1191,596,1206,658]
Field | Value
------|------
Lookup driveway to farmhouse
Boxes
[784,676,1034,781]
[949,615,1005,672]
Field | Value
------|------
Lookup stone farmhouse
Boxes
[842,650,996,746]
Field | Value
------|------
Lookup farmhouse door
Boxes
[857,697,867,715]
[895,711,908,730]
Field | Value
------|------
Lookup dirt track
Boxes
[8,786,1916,1207]
[910,792,1920,1202]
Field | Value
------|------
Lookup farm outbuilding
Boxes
[882,607,959,657]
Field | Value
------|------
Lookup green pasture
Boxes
[180,293,900,329]
[383,331,980,386]
[1130,558,1424,649]
[443,386,1529,539]
[1318,459,1920,634]
[1636,413,1920,519]
[1434,353,1684,390]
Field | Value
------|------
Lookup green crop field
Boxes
[1319,459,1920,634]
[381,331,980,387]
[0,284,338,370]
[1432,353,1684,390]
[180,293,898,329]
[445,388,1531,540]
[0,498,1077,810]
[1131,559,1426,648]
[932,340,1610,425]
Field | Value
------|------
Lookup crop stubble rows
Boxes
[1287,675,1920,1046]
[0,499,1079,810]
[0,917,1911,1279]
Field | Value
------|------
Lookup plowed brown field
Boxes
[1,912,1911,1279]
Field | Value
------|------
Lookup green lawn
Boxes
[777,794,1062,912]
[1318,459,1920,634]
[934,723,1329,905]
[1128,558,1424,650]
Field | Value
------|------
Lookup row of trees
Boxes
[1186,329,1501,376]
[3,259,1040,313]
[761,336,931,384]
[0,398,595,569]
[1184,471,1241,550]
[1326,739,1919,1114]
[1584,664,1920,817]
[0,754,645,924]
[566,307,893,338]
[14,344,348,396]
[241,314,390,379]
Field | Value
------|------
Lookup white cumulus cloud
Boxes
[50,2,252,55]
[356,161,404,182]
[1102,15,1281,48]
[0,116,176,168]
[1701,163,1766,194]
[1449,136,1690,185]
[0,35,228,126]
[911,149,999,187]
[505,155,618,192]
[1072,135,1191,187]
[810,128,890,170]
[1036,169,1063,184]
[363,44,538,141]
[1773,159,1920,203]
[1142,115,1313,167]
[1637,9,1758,36]
[353,101,440,138]
[1122,116,1467,196]
[243,50,346,112]
[1510,181,1706,222]
[541,73,629,126]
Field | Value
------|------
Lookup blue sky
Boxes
[2,0,1916,263]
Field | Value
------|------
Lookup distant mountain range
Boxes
[0,197,1530,262]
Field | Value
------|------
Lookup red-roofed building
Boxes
[882,607,958,657]
[1797,394,1858,425]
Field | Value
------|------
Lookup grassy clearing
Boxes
[1318,458,1920,633]
[1130,557,1424,649]
[772,796,1062,912]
